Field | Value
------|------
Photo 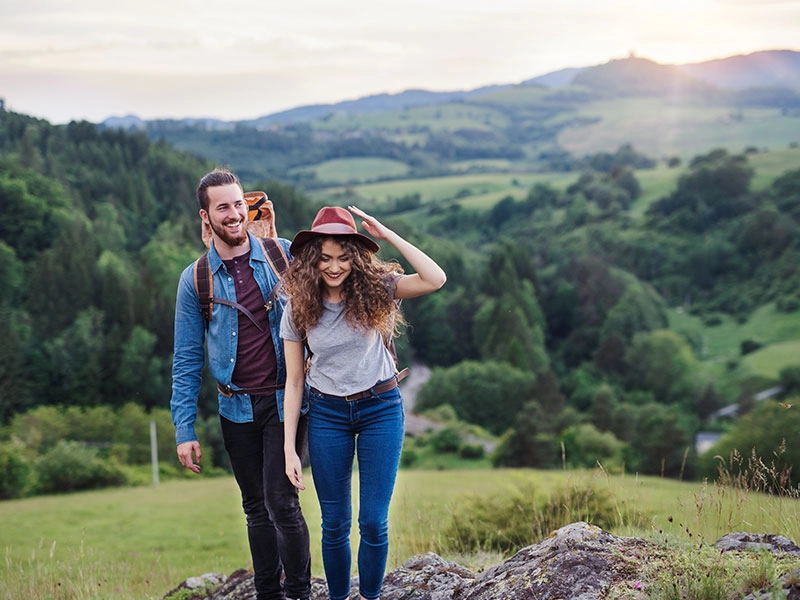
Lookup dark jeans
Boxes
[221,394,311,600]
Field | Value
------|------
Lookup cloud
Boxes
[2,0,800,122]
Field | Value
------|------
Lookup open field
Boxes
[290,157,411,184]
[311,102,512,133]
[311,144,800,217]
[668,302,800,396]
[558,98,800,161]
[2,467,799,599]
[669,302,800,364]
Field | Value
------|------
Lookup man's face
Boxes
[201,183,248,248]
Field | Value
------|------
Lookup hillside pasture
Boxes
[669,303,800,364]
[312,172,576,211]
[290,157,410,184]
[668,303,800,397]
[740,339,800,381]
[3,468,799,600]
[748,145,800,190]
[311,102,512,133]
[558,97,800,161]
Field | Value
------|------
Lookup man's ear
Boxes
[200,209,213,249]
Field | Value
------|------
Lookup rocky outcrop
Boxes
[162,522,800,600]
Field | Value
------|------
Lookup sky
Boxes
[1,0,799,124]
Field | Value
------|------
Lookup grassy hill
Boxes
[558,98,800,160]
[125,53,798,186]
[3,468,799,599]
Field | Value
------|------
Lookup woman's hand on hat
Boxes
[348,205,390,241]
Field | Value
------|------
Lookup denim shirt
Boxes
[170,232,307,445]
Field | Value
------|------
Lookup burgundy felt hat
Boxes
[290,206,380,255]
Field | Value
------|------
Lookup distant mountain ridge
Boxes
[103,49,800,130]
[677,49,800,90]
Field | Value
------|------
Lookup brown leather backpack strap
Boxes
[260,238,290,311]
[194,253,213,322]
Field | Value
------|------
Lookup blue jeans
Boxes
[221,394,311,600]
[307,383,405,600]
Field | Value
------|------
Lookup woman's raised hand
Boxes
[348,205,390,241]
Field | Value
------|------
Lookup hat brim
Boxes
[290,228,380,255]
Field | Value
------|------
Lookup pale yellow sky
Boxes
[1,0,799,123]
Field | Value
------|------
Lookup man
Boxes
[170,168,311,600]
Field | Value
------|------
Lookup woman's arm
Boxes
[283,339,307,490]
[348,205,446,299]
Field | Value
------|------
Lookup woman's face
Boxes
[317,238,352,296]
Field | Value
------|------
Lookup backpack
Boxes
[193,236,290,329]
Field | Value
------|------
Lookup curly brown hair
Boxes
[283,235,405,340]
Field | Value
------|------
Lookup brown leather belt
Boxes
[312,368,409,402]
[217,382,284,398]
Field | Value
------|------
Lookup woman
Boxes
[281,205,446,600]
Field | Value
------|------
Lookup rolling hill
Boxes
[102,49,800,187]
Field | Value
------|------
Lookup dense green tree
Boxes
[416,360,537,436]
[630,402,698,477]
[648,149,755,232]
[492,401,559,468]
[771,168,800,220]
[44,308,107,406]
[0,304,34,421]
[117,326,168,409]
[560,423,627,470]
[625,330,701,405]
[600,283,668,342]
[590,384,617,432]
[698,401,800,487]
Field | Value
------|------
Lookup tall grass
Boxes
[2,464,799,599]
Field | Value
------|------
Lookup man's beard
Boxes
[210,218,247,247]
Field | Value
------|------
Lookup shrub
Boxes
[560,423,627,471]
[34,440,127,494]
[459,443,485,460]
[441,480,632,555]
[0,441,31,499]
[400,449,419,468]
[776,295,800,313]
[740,339,763,356]
[430,426,463,454]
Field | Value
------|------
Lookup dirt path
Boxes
[399,360,431,412]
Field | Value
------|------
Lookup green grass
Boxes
[669,303,800,363]
[748,146,800,190]
[3,466,800,599]
[312,171,576,211]
[668,303,800,397]
[740,340,800,380]
[558,97,800,161]
[290,157,410,184]
[312,143,797,218]
[311,102,511,133]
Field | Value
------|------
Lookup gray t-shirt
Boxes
[280,282,399,396]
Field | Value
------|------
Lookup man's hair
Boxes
[197,168,241,211]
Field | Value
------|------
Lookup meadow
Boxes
[3,466,799,600]
[557,98,800,161]
[311,145,800,215]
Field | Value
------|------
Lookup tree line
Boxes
[1,108,799,498]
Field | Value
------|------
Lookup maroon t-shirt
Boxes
[222,252,277,389]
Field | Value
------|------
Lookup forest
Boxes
[1,102,799,500]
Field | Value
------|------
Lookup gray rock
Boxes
[163,522,800,600]
[716,532,800,556]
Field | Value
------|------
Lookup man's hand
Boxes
[177,441,202,473]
